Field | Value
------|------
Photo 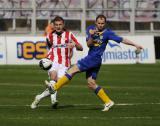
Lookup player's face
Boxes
[54,20,64,32]
[95,18,106,31]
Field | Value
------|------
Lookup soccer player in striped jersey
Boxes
[31,16,83,109]
[45,14,143,111]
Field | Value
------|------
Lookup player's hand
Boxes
[135,45,143,54]
[89,29,99,39]
[136,45,143,50]
[89,29,96,35]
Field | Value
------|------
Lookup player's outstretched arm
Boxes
[122,38,143,51]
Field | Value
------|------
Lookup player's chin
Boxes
[56,29,62,32]
[98,27,104,31]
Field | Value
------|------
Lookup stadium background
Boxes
[0,0,160,126]
[0,0,160,64]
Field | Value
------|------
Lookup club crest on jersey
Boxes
[93,39,103,47]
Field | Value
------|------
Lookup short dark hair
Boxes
[51,16,64,23]
[96,15,106,22]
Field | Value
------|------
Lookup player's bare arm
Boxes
[75,43,83,51]
[66,41,83,51]
[74,42,83,51]
[122,38,143,50]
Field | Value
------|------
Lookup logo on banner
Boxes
[17,41,47,59]
[102,48,149,62]
[108,41,121,48]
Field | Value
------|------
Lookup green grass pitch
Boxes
[0,64,160,126]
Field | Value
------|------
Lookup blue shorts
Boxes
[77,55,101,80]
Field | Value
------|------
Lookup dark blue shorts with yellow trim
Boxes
[77,55,101,80]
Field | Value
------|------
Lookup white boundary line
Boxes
[0,102,160,107]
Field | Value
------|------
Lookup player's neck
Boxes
[55,31,64,36]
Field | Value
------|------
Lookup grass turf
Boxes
[0,64,160,126]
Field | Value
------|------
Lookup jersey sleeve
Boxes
[70,32,81,45]
[107,30,123,43]
[86,25,95,41]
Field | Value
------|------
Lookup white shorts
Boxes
[48,61,68,78]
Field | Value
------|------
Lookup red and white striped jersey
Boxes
[46,30,81,67]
